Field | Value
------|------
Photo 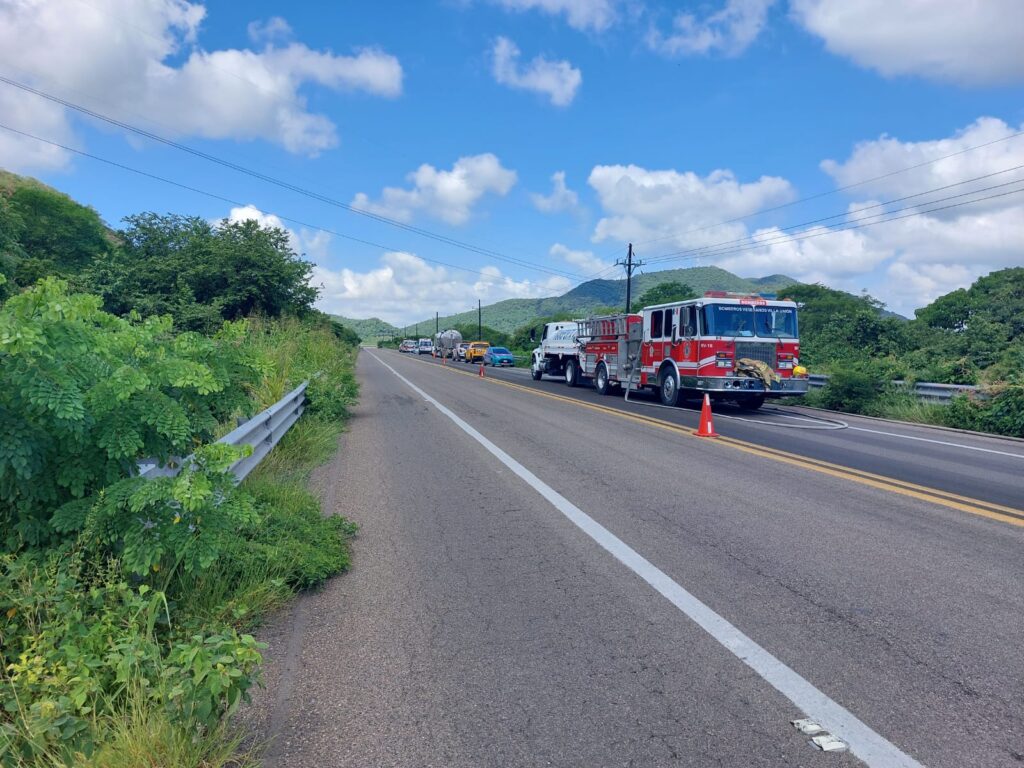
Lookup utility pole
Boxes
[616,243,644,312]
[435,311,439,335]
[477,299,482,341]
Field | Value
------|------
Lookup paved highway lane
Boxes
[416,353,1024,518]
[246,350,1024,767]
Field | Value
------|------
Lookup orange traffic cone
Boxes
[478,362,485,378]
[694,393,719,438]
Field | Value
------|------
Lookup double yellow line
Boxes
[405,353,1024,528]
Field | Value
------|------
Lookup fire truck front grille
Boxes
[734,341,777,369]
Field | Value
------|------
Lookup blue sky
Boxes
[1,0,1022,323]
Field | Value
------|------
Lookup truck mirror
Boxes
[530,328,536,342]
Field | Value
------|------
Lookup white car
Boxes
[417,338,434,355]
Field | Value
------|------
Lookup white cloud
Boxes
[716,118,1024,313]
[821,117,1024,208]
[532,171,581,214]
[549,243,614,276]
[312,251,571,324]
[585,115,1024,315]
[225,204,332,260]
[0,1,403,170]
[791,0,1024,85]
[247,16,292,44]
[882,262,985,313]
[0,86,77,172]
[815,117,1024,310]
[491,0,617,32]
[492,37,582,107]
[647,0,776,57]
[714,220,892,282]
[351,153,517,226]
[588,164,794,249]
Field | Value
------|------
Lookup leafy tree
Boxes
[631,281,697,311]
[82,213,319,332]
[783,283,884,339]
[913,268,1024,380]
[8,185,112,273]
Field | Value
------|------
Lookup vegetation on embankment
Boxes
[0,172,362,766]
[787,277,1024,436]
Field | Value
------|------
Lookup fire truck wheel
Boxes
[531,365,543,381]
[565,359,580,388]
[736,394,765,411]
[594,363,610,395]
[659,368,681,407]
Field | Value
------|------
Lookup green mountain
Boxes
[391,266,799,334]
[331,315,400,342]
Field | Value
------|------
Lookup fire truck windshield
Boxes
[701,304,755,337]
[753,306,797,338]
[701,304,797,338]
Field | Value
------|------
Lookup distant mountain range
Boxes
[333,266,800,338]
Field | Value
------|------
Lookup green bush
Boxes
[0,555,262,765]
[0,283,360,765]
[816,366,885,413]
[942,387,1024,437]
[52,443,259,578]
[0,279,265,551]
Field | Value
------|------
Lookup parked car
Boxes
[456,342,470,361]
[417,338,434,355]
[400,339,416,352]
[464,341,490,363]
[484,346,515,367]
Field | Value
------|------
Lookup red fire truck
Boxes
[544,291,809,410]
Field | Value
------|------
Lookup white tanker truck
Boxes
[434,329,463,359]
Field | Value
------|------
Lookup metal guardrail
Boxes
[806,374,977,403]
[138,381,308,483]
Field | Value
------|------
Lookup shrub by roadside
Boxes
[804,364,1024,438]
[0,283,359,766]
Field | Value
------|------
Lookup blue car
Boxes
[484,346,515,367]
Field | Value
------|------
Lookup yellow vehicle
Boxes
[464,341,490,363]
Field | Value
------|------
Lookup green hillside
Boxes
[331,315,399,342]
[397,266,799,334]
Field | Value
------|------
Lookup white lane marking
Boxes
[848,425,1024,459]
[368,351,924,768]
[715,410,848,430]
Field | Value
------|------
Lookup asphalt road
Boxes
[243,349,1024,767]
[418,353,1024,516]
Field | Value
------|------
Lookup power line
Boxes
[0,74,582,281]
[0,122,553,290]
[592,126,1024,265]
[644,185,1024,268]
[643,167,1024,266]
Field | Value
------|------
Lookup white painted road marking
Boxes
[369,352,925,768]
[847,425,1024,459]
